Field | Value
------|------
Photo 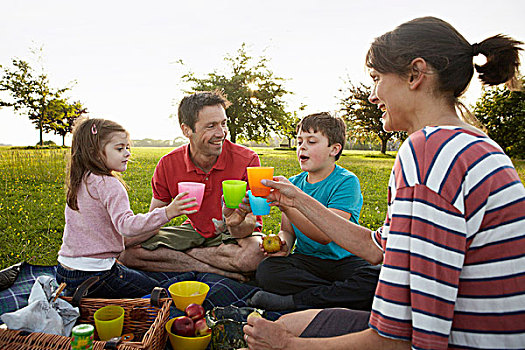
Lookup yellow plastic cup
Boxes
[222,180,247,208]
[93,305,124,341]
[168,281,210,311]
[166,317,211,350]
[247,167,274,197]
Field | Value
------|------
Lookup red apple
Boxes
[171,316,194,337]
[262,235,282,253]
[194,318,211,336]
[185,303,205,321]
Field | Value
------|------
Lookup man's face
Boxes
[184,104,228,158]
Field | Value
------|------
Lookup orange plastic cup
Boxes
[247,167,274,197]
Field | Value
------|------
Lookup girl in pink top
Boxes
[57,118,197,298]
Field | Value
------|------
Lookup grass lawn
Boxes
[0,146,523,270]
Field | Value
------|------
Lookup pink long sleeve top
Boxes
[58,173,169,259]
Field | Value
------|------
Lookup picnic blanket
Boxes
[0,262,57,319]
[0,263,285,323]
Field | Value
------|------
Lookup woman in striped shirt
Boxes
[242,16,525,350]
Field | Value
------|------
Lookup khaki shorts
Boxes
[140,224,239,251]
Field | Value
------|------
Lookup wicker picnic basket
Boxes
[0,277,172,350]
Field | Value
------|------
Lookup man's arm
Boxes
[224,210,258,238]
[123,198,168,247]
[222,192,259,239]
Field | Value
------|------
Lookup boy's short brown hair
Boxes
[297,112,346,160]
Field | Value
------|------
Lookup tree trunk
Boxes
[62,134,66,146]
[381,138,387,154]
[230,130,237,144]
[39,118,43,146]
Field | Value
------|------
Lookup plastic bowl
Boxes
[165,317,211,350]
[168,281,210,311]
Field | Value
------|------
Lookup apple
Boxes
[262,235,282,253]
[247,310,263,322]
[185,303,205,321]
[194,318,211,336]
[171,316,195,337]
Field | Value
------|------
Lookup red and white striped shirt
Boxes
[369,126,525,349]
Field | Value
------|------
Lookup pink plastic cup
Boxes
[177,182,205,211]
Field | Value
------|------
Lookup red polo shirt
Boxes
[151,140,262,238]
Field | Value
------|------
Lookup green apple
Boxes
[262,235,282,253]
[247,311,263,322]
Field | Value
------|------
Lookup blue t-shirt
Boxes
[289,164,363,260]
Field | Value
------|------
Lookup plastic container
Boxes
[168,281,210,311]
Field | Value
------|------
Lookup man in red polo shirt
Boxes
[119,91,264,280]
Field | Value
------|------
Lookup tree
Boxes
[278,106,305,148]
[474,81,525,158]
[339,79,405,154]
[44,99,88,146]
[180,44,292,143]
[0,49,73,146]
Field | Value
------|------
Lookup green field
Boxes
[0,146,524,270]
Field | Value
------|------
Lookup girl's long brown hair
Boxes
[66,118,129,210]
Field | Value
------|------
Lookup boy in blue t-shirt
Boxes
[249,112,380,311]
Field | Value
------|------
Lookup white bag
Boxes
[0,275,79,336]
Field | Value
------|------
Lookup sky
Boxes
[1,0,524,146]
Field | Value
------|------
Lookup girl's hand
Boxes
[165,192,198,219]
[263,177,302,209]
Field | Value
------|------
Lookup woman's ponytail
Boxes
[473,34,523,89]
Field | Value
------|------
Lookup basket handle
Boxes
[150,286,168,307]
[70,276,100,307]
[103,336,122,349]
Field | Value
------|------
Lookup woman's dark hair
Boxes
[366,16,522,106]
[66,118,129,210]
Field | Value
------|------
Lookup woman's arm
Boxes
[281,206,350,245]
[264,177,383,265]
[243,318,410,350]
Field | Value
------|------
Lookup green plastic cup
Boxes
[94,305,124,341]
[222,180,247,209]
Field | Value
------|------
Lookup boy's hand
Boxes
[258,239,289,257]
[165,192,198,219]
